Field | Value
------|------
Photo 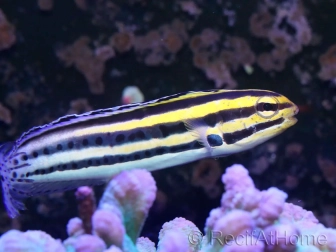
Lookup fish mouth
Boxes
[288,116,298,124]
[286,105,299,124]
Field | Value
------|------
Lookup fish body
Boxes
[0,89,298,217]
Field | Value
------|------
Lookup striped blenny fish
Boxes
[0,89,298,217]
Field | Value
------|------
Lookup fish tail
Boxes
[0,142,25,218]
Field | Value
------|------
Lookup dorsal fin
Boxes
[16,90,201,146]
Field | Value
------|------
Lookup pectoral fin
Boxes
[183,119,212,154]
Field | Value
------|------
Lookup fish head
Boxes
[218,90,299,152]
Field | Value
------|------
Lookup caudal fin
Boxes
[0,142,25,218]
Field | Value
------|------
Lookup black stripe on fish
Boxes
[17,90,282,146]
[223,118,285,144]
[24,103,293,158]
[25,140,203,177]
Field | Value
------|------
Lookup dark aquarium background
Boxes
[0,0,336,246]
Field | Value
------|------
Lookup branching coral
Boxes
[1,165,336,251]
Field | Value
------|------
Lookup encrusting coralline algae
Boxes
[0,164,336,252]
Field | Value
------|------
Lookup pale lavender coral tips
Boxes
[67,217,85,237]
[136,237,156,252]
[222,235,265,252]
[205,207,224,232]
[213,210,254,239]
[256,187,287,227]
[0,230,66,252]
[157,231,189,252]
[99,169,157,242]
[102,169,156,213]
[75,186,94,199]
[92,209,125,247]
[64,234,106,252]
[158,217,202,252]
[222,164,254,191]
[263,224,299,252]
[104,245,123,252]
[280,203,318,224]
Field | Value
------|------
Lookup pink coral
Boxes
[0,230,65,252]
[98,169,157,242]
[213,210,255,240]
[136,237,156,252]
[263,224,299,251]
[222,164,255,192]
[105,245,123,252]
[158,217,201,252]
[67,217,85,237]
[255,187,288,227]
[279,203,319,230]
[157,231,190,252]
[223,235,265,252]
[64,234,106,252]
[92,209,125,248]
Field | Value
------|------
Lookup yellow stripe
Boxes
[218,106,295,134]
[73,95,285,137]
[28,132,197,170]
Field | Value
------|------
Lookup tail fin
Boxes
[0,142,25,218]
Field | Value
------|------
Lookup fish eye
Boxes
[256,102,278,112]
[255,97,279,118]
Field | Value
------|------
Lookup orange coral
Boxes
[109,32,134,53]
[192,52,209,69]
[318,44,336,81]
[133,19,187,66]
[222,36,256,71]
[191,159,222,198]
[162,30,183,54]
[37,0,54,11]
[74,0,87,10]
[56,36,109,94]
[0,103,11,124]
[249,9,273,38]
[0,9,16,51]
[67,98,92,115]
[94,45,115,61]
[250,1,311,73]
[204,60,237,89]
[257,48,288,72]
